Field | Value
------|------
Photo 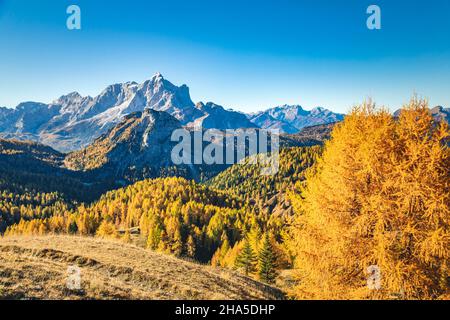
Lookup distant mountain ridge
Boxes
[249,105,344,134]
[0,73,202,152]
[188,102,257,130]
[430,106,450,123]
[0,73,342,152]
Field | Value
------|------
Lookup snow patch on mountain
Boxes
[0,74,201,152]
[249,105,344,133]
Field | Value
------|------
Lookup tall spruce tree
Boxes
[235,238,257,276]
[258,234,277,284]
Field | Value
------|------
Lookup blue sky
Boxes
[0,0,449,113]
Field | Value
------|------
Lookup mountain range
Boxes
[248,105,344,134]
[0,73,342,152]
[63,108,325,183]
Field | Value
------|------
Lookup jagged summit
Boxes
[0,74,347,151]
[0,74,200,152]
[249,104,344,133]
[56,91,83,101]
[151,72,164,81]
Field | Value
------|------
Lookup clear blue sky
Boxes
[0,0,449,113]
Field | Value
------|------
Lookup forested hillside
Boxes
[3,175,301,284]
[0,139,113,202]
[207,147,321,202]
[5,178,250,262]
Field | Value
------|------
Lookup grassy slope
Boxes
[0,235,284,300]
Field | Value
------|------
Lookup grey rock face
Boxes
[249,105,344,133]
[0,74,200,152]
[188,102,258,130]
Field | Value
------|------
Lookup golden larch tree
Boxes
[290,98,449,299]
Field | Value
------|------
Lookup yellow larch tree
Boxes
[289,98,449,299]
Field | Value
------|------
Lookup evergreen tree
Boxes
[235,238,257,276]
[258,234,277,284]
[67,220,78,234]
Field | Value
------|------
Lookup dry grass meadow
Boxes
[0,235,284,300]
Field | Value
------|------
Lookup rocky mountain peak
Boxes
[250,104,344,133]
[64,109,181,172]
